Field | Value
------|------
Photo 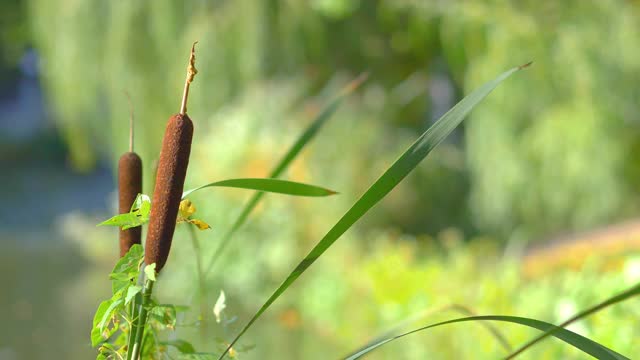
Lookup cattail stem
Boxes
[126,269,145,359]
[127,273,154,360]
[180,42,198,115]
[125,91,134,152]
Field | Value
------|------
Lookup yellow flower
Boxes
[177,199,211,230]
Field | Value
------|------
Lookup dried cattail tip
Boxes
[144,114,193,271]
[118,151,143,257]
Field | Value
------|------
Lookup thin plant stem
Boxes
[188,224,208,338]
[126,270,145,359]
[124,91,134,152]
[128,276,155,360]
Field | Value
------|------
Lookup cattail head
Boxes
[144,114,193,271]
[118,151,143,256]
[145,42,198,273]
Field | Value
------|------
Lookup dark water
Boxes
[0,155,115,359]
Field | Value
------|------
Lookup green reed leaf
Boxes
[182,178,338,198]
[217,64,530,359]
[505,282,640,359]
[344,315,628,360]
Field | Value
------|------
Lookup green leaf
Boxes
[350,303,512,354]
[182,178,338,199]
[217,64,528,359]
[110,244,143,295]
[161,339,196,354]
[202,74,368,275]
[144,263,157,281]
[98,212,143,229]
[124,285,142,305]
[149,305,177,330]
[91,300,113,347]
[132,193,151,216]
[97,298,123,332]
[343,315,628,360]
[98,194,151,229]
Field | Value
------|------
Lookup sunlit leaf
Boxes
[189,219,211,230]
[98,193,151,229]
[145,263,157,281]
[124,285,142,305]
[97,212,143,229]
[217,64,529,359]
[183,178,338,199]
[213,290,226,323]
[132,193,151,216]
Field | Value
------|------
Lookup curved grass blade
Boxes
[505,281,640,359]
[344,303,512,359]
[343,315,628,360]
[203,73,369,276]
[182,178,337,198]
[217,64,530,359]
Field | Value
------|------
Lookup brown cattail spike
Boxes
[144,113,193,271]
[118,151,143,256]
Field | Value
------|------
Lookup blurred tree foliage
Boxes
[0,0,29,83]
[27,0,640,241]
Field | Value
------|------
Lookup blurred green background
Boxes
[1,0,640,359]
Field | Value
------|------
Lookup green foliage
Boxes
[28,0,640,240]
[440,1,640,238]
[291,236,640,359]
[91,245,193,359]
[98,194,151,230]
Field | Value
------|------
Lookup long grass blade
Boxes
[343,315,628,360]
[203,73,368,276]
[505,281,640,359]
[182,178,337,198]
[217,64,530,359]
[343,303,512,358]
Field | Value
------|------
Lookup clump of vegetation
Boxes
[91,49,640,359]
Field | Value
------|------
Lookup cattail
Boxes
[118,152,142,256]
[144,43,198,272]
[118,93,143,257]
